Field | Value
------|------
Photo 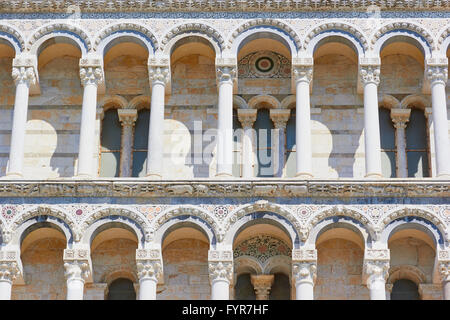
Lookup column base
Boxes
[145,173,162,180]
[295,172,314,179]
[3,172,23,179]
[215,173,233,179]
[365,173,383,179]
[436,173,450,180]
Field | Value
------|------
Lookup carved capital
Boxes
[438,261,450,283]
[251,275,274,300]
[292,262,317,285]
[237,109,257,129]
[209,261,233,284]
[363,260,390,289]
[426,65,448,85]
[12,66,36,86]
[63,248,91,282]
[118,109,138,127]
[293,65,313,84]
[136,260,163,282]
[80,66,103,87]
[390,108,411,129]
[148,65,170,85]
[270,109,291,129]
[216,65,236,84]
[0,261,19,283]
[359,64,380,86]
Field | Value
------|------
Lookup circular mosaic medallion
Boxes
[213,206,229,219]
[255,57,274,73]
[2,206,16,220]
[75,209,83,216]
[249,51,281,78]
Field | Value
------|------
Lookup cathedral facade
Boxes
[0,0,449,300]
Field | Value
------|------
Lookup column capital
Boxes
[118,108,138,127]
[79,66,104,87]
[363,260,390,289]
[0,250,23,285]
[136,249,163,282]
[292,261,317,286]
[63,248,92,283]
[390,108,411,129]
[270,109,291,129]
[148,64,170,86]
[208,250,233,284]
[251,275,274,300]
[216,64,237,84]
[237,108,257,129]
[292,64,313,84]
[426,64,448,86]
[438,261,450,283]
[359,64,381,86]
[11,66,37,87]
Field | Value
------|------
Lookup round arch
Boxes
[388,265,427,286]
[161,22,224,57]
[28,23,91,56]
[280,95,296,109]
[94,23,158,57]
[0,23,25,53]
[371,23,433,59]
[400,94,430,110]
[380,94,400,109]
[234,256,263,277]
[233,95,248,109]
[229,19,300,58]
[307,215,371,249]
[437,27,450,56]
[99,95,129,111]
[128,95,151,110]
[248,95,281,109]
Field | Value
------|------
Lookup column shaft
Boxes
[118,109,137,177]
[147,80,165,178]
[391,108,411,178]
[431,80,450,177]
[294,66,313,178]
[0,280,12,300]
[211,279,230,300]
[216,73,234,177]
[242,126,254,178]
[66,278,85,300]
[139,278,157,300]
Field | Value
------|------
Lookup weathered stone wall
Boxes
[158,239,211,300]
[315,239,370,300]
[12,238,66,300]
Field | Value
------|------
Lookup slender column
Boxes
[363,249,390,300]
[76,64,104,178]
[6,66,36,178]
[136,249,163,300]
[118,109,138,177]
[360,64,383,178]
[209,250,233,300]
[385,284,393,300]
[237,109,257,178]
[216,65,236,178]
[426,64,450,178]
[293,65,313,178]
[251,275,274,300]
[146,65,170,179]
[270,109,291,177]
[439,261,450,300]
[424,108,436,177]
[292,248,317,300]
[63,248,91,300]
[0,261,19,300]
[390,108,411,178]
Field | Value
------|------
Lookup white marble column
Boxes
[390,108,411,178]
[251,275,274,300]
[136,249,163,300]
[216,65,236,178]
[6,66,36,178]
[424,107,437,177]
[363,249,390,300]
[360,64,383,178]
[293,65,314,178]
[237,109,257,178]
[292,249,317,300]
[64,261,90,300]
[0,262,19,300]
[118,109,138,177]
[76,65,104,178]
[426,64,450,178]
[439,261,450,300]
[270,109,291,177]
[209,250,233,300]
[146,65,169,179]
[385,284,393,300]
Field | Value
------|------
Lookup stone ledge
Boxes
[0,179,448,198]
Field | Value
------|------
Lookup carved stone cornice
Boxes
[0,1,446,12]
[359,64,381,86]
[0,180,448,198]
[292,65,313,84]
[136,249,163,282]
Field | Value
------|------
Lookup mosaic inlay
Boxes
[234,235,292,263]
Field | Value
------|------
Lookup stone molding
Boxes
[0,0,449,13]
[0,180,448,198]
